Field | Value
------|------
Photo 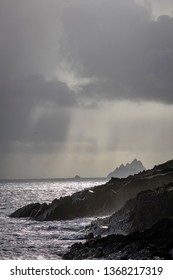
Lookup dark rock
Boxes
[86,232,94,240]
[63,218,173,260]
[10,203,41,218]
[88,182,173,235]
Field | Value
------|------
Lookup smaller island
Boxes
[73,175,81,180]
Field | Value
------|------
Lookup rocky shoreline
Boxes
[9,159,173,259]
[63,218,173,260]
[63,181,173,259]
[10,160,173,221]
[86,183,173,236]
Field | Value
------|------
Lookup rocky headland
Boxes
[10,159,173,221]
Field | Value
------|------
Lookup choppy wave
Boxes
[0,179,106,259]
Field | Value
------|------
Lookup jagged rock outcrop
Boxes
[107,159,145,178]
[87,182,173,235]
[10,180,123,220]
[63,218,173,260]
[10,159,173,221]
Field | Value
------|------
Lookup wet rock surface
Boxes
[63,218,173,260]
[10,159,173,221]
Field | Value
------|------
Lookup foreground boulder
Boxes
[63,218,173,260]
[10,159,173,221]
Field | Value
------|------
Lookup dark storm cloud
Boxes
[1,0,173,179]
[1,0,173,105]
[60,0,173,104]
[0,0,63,79]
[0,0,79,159]
[0,75,76,151]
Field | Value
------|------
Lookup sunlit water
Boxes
[0,179,107,259]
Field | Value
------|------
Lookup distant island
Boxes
[107,158,145,178]
[10,159,172,222]
[73,175,81,180]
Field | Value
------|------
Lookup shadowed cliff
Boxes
[87,182,173,235]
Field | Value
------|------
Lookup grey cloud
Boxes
[1,0,173,179]
[107,115,173,153]
[0,0,79,160]
[60,0,173,104]
[1,0,173,104]
[0,75,76,149]
[0,0,63,79]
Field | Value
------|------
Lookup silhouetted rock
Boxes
[10,159,173,221]
[107,159,145,178]
[63,218,173,260]
[74,175,81,180]
[10,203,41,218]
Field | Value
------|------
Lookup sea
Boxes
[0,178,107,259]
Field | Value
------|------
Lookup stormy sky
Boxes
[0,0,173,179]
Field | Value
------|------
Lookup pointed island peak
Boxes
[107,159,145,178]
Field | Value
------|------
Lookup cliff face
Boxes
[10,159,173,221]
[88,182,173,235]
[107,159,145,178]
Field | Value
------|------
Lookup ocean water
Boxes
[0,178,107,259]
